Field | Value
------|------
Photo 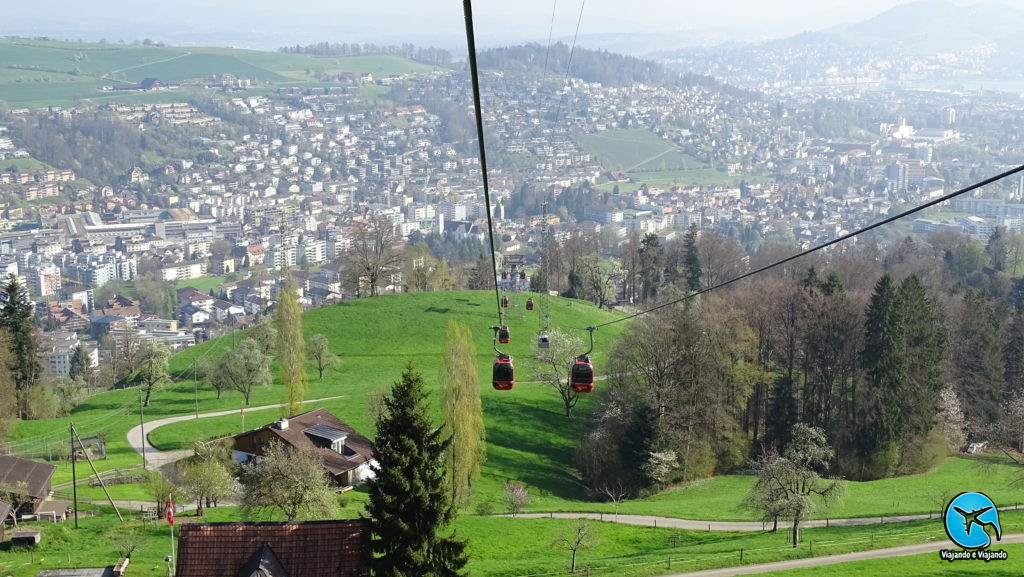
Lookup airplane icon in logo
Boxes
[953,506,999,537]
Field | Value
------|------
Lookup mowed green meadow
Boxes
[5,505,1024,577]
[0,38,444,108]
[5,290,626,491]
[6,290,1024,576]
[577,128,706,172]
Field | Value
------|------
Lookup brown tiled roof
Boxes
[0,455,56,500]
[234,408,374,474]
[175,520,369,577]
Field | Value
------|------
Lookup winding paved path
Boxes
[662,533,1024,576]
[125,395,345,470]
[511,511,952,531]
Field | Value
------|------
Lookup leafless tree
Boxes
[348,215,402,297]
[550,519,598,573]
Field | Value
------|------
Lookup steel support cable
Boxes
[553,0,586,124]
[541,0,558,85]
[463,0,504,323]
[586,163,1024,331]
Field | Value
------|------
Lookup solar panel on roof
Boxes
[304,424,347,443]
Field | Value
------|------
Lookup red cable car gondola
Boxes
[501,295,509,308]
[498,325,510,344]
[569,354,595,393]
[526,297,534,311]
[492,354,514,390]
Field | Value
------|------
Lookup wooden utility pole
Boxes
[139,389,146,469]
[70,422,78,529]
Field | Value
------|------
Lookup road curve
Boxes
[125,395,345,470]
[509,511,950,531]
[661,533,1024,576]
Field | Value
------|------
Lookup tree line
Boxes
[576,225,1024,500]
[277,42,453,67]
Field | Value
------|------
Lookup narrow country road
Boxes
[660,533,1024,576]
[125,395,345,470]
[510,510,957,531]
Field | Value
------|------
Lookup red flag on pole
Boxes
[167,497,174,526]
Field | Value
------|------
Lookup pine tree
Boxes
[859,273,906,471]
[898,275,944,438]
[275,273,307,416]
[0,274,40,419]
[1005,306,1024,395]
[951,290,1005,427]
[683,224,702,292]
[366,363,467,577]
[69,344,91,382]
[439,321,485,509]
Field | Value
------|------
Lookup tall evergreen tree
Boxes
[366,363,467,577]
[275,273,307,416]
[858,273,906,472]
[69,344,92,382]
[682,224,702,292]
[0,274,40,419]
[950,290,1005,428]
[898,275,944,438]
[1005,306,1024,396]
[638,233,663,302]
[439,321,485,509]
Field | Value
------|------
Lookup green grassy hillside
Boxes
[5,290,626,495]
[578,128,706,172]
[0,38,444,108]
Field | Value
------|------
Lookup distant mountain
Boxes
[829,0,1024,55]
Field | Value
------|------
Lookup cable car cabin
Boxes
[492,354,514,390]
[569,355,595,393]
[498,325,510,344]
[537,334,550,349]
[501,296,509,308]
[526,297,534,311]
[519,271,527,280]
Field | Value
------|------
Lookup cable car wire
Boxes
[553,0,586,125]
[541,0,558,85]
[585,163,1024,330]
[463,0,503,323]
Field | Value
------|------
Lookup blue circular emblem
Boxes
[944,492,1002,550]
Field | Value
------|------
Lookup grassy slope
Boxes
[577,128,706,172]
[5,507,1023,577]
[0,38,442,108]
[6,290,625,491]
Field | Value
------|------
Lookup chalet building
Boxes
[175,519,369,577]
[0,455,58,527]
[232,408,374,489]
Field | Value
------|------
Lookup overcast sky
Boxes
[2,0,981,49]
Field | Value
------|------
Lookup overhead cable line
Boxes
[586,163,1024,330]
[553,0,586,124]
[463,0,504,322]
[541,0,558,85]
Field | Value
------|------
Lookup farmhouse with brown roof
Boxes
[232,408,375,489]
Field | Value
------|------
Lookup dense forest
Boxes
[534,224,1024,496]
[476,43,753,95]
